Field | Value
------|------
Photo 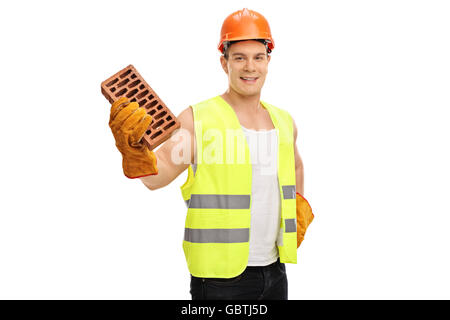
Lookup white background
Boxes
[0,0,449,299]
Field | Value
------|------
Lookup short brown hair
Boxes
[222,39,271,60]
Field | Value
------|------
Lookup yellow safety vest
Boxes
[180,95,297,278]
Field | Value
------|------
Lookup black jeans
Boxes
[190,259,288,300]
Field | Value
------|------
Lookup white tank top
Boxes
[241,125,282,266]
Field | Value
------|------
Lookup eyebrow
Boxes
[231,52,266,57]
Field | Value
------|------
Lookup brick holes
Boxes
[101,64,181,150]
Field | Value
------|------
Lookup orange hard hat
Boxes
[218,8,275,54]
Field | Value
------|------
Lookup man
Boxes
[108,8,314,300]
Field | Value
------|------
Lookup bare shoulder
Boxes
[177,106,194,134]
[173,106,195,164]
[292,115,298,142]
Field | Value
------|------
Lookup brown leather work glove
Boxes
[109,97,158,179]
[296,192,314,248]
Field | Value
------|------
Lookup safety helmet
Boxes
[218,8,275,54]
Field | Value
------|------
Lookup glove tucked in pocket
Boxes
[296,192,314,248]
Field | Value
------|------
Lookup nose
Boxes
[244,58,256,72]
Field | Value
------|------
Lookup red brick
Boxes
[101,64,181,150]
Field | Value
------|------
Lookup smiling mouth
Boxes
[240,77,259,82]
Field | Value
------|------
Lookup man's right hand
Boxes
[109,97,158,179]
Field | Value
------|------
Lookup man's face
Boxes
[220,40,271,97]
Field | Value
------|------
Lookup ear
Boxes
[267,54,271,63]
[220,55,228,74]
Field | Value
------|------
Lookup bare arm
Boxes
[293,118,305,196]
[140,106,195,190]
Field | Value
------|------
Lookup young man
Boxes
[108,8,314,300]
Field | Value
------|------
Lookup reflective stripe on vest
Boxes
[184,228,250,243]
[187,194,251,209]
[285,218,297,233]
[185,187,294,207]
[282,185,296,199]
